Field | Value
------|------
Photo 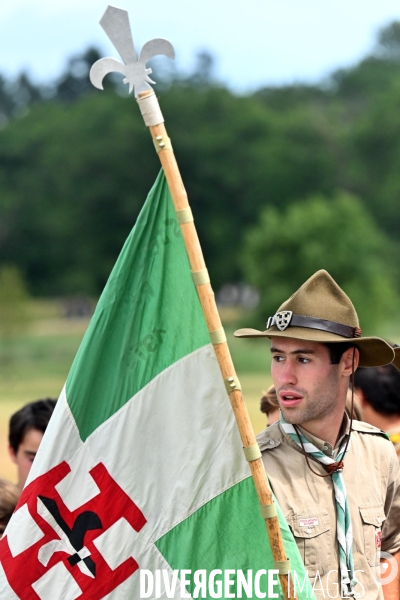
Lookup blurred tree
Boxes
[0,94,157,295]
[376,21,400,61]
[0,76,15,123]
[0,72,43,122]
[255,84,328,112]
[1,22,400,303]
[242,192,398,331]
[328,21,400,112]
[0,265,31,340]
[0,47,108,122]
[0,81,338,294]
[185,51,215,87]
[55,48,105,102]
[345,78,400,242]
[161,87,337,286]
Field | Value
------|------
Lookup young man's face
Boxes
[270,337,343,426]
[9,428,43,493]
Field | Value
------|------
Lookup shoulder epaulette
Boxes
[256,422,282,451]
[351,420,390,440]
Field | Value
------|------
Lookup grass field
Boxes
[0,303,271,482]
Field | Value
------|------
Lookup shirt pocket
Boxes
[359,505,386,567]
[287,511,331,576]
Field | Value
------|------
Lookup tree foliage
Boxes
[0,25,400,331]
[0,265,31,339]
[242,192,397,331]
[0,79,338,293]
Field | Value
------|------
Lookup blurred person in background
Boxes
[354,363,400,460]
[8,399,56,494]
[0,479,18,538]
[260,384,362,426]
[260,385,280,425]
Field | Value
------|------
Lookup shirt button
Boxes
[323,445,329,450]
[307,528,312,533]
[269,440,274,445]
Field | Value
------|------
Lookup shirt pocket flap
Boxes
[359,506,386,528]
[287,511,330,538]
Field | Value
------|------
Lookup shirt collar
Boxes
[281,411,351,458]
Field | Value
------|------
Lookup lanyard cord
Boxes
[293,347,356,477]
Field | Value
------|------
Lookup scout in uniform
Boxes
[235,270,400,599]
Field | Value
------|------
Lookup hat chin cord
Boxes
[294,348,356,477]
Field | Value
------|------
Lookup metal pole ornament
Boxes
[90,5,175,96]
[90,7,293,599]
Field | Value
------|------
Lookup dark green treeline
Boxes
[1,25,400,329]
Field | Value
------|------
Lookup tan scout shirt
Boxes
[256,419,400,599]
[386,429,400,463]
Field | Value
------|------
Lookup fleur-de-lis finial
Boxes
[90,6,175,97]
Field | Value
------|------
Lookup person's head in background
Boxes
[260,385,280,426]
[8,399,56,494]
[354,364,400,434]
[0,478,18,538]
[261,384,362,427]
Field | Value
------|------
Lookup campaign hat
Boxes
[234,270,394,367]
[392,347,400,370]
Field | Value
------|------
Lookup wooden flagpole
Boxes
[89,5,293,593]
[138,90,294,599]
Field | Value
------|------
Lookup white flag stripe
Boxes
[26,345,250,562]
[1,346,245,599]
[88,344,249,550]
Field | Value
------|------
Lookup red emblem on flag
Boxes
[0,461,146,599]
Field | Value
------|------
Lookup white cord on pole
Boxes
[137,91,164,127]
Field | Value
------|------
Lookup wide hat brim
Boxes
[234,326,394,368]
[393,347,400,370]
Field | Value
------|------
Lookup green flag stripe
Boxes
[155,477,315,600]
[66,171,210,441]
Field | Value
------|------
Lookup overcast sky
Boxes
[1,0,400,92]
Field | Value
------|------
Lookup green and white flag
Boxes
[0,173,314,599]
